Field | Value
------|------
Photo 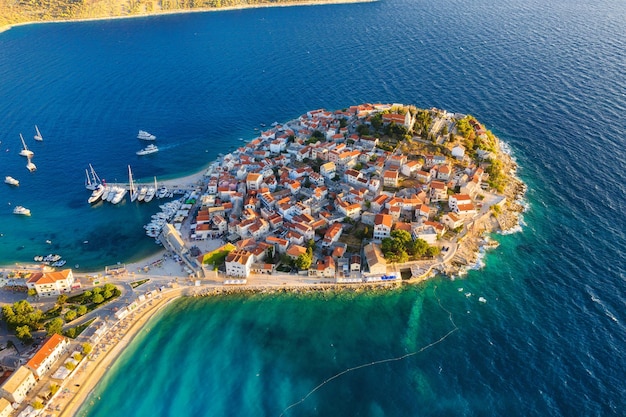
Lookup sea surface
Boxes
[1,0,625,415]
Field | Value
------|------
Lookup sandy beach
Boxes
[56,287,186,417]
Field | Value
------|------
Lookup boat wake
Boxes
[278,286,458,417]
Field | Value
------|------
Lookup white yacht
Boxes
[137,186,148,202]
[136,144,159,155]
[157,186,169,199]
[100,186,112,202]
[88,184,105,204]
[106,186,119,202]
[19,134,34,158]
[26,158,37,172]
[13,206,31,216]
[111,187,127,204]
[34,125,43,141]
[144,176,157,202]
[137,130,156,140]
[5,176,19,186]
[144,187,156,203]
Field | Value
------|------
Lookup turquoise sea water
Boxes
[1,0,625,415]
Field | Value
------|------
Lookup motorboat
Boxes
[88,184,105,204]
[144,186,156,203]
[4,176,19,186]
[111,187,127,204]
[137,186,148,202]
[136,144,159,156]
[137,130,156,140]
[13,206,31,216]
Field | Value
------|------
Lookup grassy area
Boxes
[130,279,150,289]
[200,243,236,266]
[64,318,96,339]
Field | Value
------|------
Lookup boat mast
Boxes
[85,169,92,189]
[129,165,137,202]
[89,164,102,185]
[20,133,28,150]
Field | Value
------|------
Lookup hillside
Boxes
[0,0,359,29]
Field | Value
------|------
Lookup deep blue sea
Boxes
[1,0,625,415]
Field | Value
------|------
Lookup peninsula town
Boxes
[0,103,526,416]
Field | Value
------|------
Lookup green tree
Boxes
[56,294,68,305]
[370,113,383,130]
[64,310,77,322]
[27,289,37,297]
[92,294,104,304]
[45,318,64,336]
[64,362,76,371]
[295,253,312,270]
[77,305,87,316]
[65,327,77,338]
[32,400,44,410]
[82,342,93,355]
[104,283,116,293]
[92,287,102,295]
[15,325,33,343]
[50,383,60,395]
[73,353,83,362]
[83,290,92,299]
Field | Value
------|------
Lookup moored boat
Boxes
[4,176,19,186]
[111,187,127,204]
[88,184,105,204]
[13,206,31,216]
[137,186,148,202]
[19,134,34,158]
[26,158,36,172]
[34,125,43,141]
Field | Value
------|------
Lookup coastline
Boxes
[0,0,376,34]
[2,104,527,416]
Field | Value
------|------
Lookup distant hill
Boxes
[0,0,357,29]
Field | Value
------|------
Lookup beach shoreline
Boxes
[0,0,376,33]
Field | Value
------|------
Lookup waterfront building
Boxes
[26,269,75,297]
[25,334,69,379]
[225,249,253,278]
[363,243,387,275]
[0,366,36,404]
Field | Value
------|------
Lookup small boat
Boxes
[137,130,156,140]
[26,158,37,172]
[100,186,111,202]
[111,187,127,204]
[136,144,159,156]
[19,134,34,158]
[137,186,147,202]
[144,176,157,203]
[88,184,105,204]
[106,186,119,202]
[13,206,31,216]
[157,186,168,199]
[4,176,19,186]
[144,187,156,203]
[34,125,43,141]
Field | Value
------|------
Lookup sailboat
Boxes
[19,134,34,158]
[85,164,102,190]
[128,165,138,202]
[34,125,43,141]
[26,157,37,172]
